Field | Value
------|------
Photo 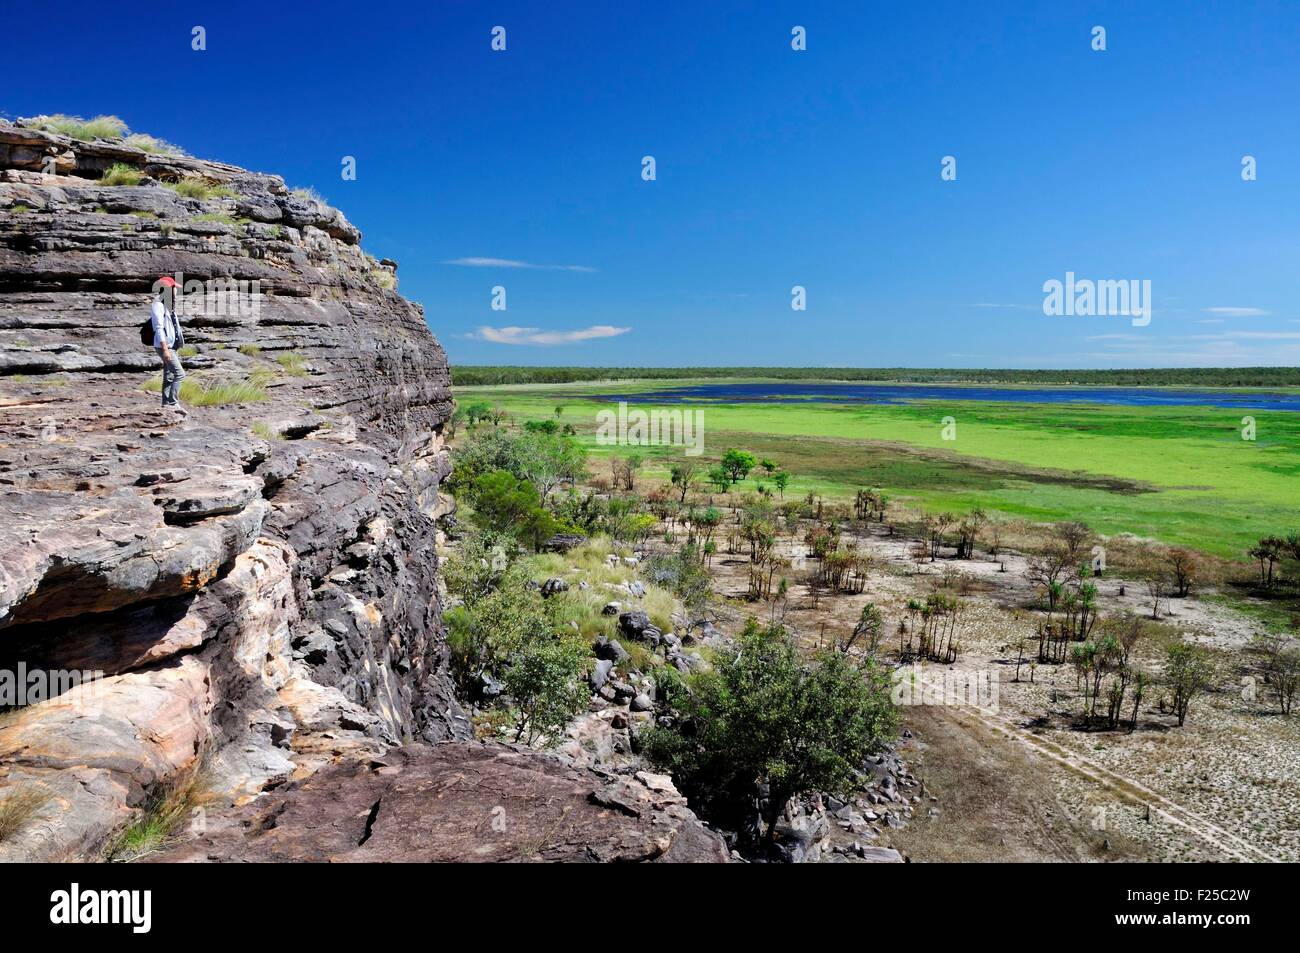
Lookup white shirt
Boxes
[151,300,178,349]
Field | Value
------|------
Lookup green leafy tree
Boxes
[1165,641,1214,727]
[444,529,516,608]
[641,620,897,846]
[669,461,699,503]
[467,471,559,550]
[502,630,589,746]
[772,471,790,498]
[720,448,757,484]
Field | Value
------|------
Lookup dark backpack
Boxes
[140,309,183,349]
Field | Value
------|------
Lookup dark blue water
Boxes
[596,382,1300,411]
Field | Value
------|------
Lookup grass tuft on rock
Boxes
[275,352,308,376]
[0,785,49,843]
[123,133,185,155]
[101,163,145,186]
[142,375,268,406]
[166,178,235,201]
[27,114,128,140]
[105,774,212,862]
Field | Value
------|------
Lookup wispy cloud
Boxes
[1202,306,1270,318]
[443,256,597,273]
[471,324,631,346]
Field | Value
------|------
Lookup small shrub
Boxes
[291,186,326,203]
[28,114,127,140]
[101,163,144,186]
[371,268,397,291]
[238,343,261,356]
[9,204,32,214]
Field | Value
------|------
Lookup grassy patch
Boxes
[28,114,128,140]
[123,133,185,155]
[142,375,268,405]
[0,785,49,843]
[166,178,235,201]
[520,539,682,640]
[9,204,32,214]
[251,421,282,441]
[275,352,308,376]
[238,343,261,357]
[128,209,160,219]
[105,774,212,862]
[177,345,198,358]
[191,212,237,227]
[1203,591,1299,634]
[101,162,145,186]
[371,268,397,291]
[291,186,326,203]
[459,381,1300,560]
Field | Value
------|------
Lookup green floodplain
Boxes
[453,377,1300,561]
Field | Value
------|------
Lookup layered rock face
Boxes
[0,120,472,860]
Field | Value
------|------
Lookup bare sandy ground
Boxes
[699,522,1298,863]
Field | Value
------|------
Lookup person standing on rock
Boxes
[151,275,187,416]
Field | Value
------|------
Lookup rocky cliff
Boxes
[0,119,725,862]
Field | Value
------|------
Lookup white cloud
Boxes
[443,257,596,273]
[472,324,631,346]
[967,302,1040,311]
[1202,306,1270,317]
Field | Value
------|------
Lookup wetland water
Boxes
[597,382,1300,411]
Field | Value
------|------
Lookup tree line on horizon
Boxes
[451,365,1300,388]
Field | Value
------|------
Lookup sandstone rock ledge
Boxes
[152,743,730,863]
[0,119,727,863]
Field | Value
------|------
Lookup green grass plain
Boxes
[456,379,1300,560]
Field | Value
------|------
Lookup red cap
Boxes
[156,275,179,288]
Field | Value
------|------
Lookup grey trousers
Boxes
[157,346,186,407]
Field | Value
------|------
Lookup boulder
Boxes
[590,658,614,690]
[540,577,570,598]
[150,744,730,863]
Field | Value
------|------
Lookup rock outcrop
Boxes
[151,743,730,863]
[0,119,477,861]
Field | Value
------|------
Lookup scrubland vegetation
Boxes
[443,380,1300,860]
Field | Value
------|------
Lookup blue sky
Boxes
[5,0,1300,368]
